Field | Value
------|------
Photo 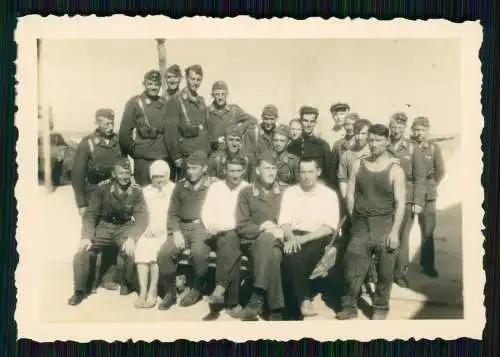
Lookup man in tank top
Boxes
[336,124,406,320]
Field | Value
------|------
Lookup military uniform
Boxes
[235,180,287,315]
[241,105,278,157]
[118,71,170,186]
[208,150,257,183]
[72,128,124,209]
[164,88,211,165]
[388,138,427,281]
[70,178,148,303]
[157,173,217,305]
[276,151,300,185]
[411,116,446,275]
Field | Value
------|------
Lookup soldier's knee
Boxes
[256,232,278,247]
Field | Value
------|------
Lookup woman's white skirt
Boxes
[135,235,166,263]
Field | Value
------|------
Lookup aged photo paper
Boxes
[15,16,484,342]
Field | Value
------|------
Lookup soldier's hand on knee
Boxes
[386,231,399,252]
[172,231,185,250]
[412,204,423,214]
[267,227,284,241]
[260,220,276,231]
[78,207,86,217]
[284,235,301,254]
[78,239,92,252]
[122,238,136,256]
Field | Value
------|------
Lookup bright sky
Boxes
[40,39,460,137]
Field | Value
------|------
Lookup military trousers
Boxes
[73,244,134,293]
[341,215,397,311]
[242,232,284,311]
[394,204,414,279]
[133,158,154,187]
[281,233,330,308]
[418,200,437,270]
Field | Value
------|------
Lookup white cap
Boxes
[149,160,170,179]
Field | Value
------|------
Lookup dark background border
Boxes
[2,0,496,355]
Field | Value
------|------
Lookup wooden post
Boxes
[38,39,52,192]
[156,39,167,98]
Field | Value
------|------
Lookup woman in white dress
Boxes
[134,160,175,308]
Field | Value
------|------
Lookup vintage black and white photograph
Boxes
[15,17,483,342]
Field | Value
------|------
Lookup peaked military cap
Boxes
[185,64,204,77]
[114,157,131,170]
[186,150,208,166]
[344,112,360,122]
[274,124,289,137]
[144,70,162,83]
[390,112,408,124]
[262,105,279,118]
[212,80,228,92]
[95,108,115,120]
[257,151,278,166]
[330,102,350,113]
[225,125,243,138]
[412,116,430,128]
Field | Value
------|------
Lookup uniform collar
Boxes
[208,103,230,114]
[390,138,409,151]
[252,180,282,197]
[180,87,203,104]
[92,130,117,145]
[110,181,133,195]
[183,175,214,189]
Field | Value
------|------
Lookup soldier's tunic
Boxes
[241,126,274,157]
[72,180,148,293]
[276,151,300,185]
[388,139,427,279]
[235,181,287,311]
[206,103,258,152]
[72,130,125,209]
[118,93,170,186]
[413,140,446,271]
[164,88,211,164]
[208,150,258,183]
[287,134,335,188]
[157,175,216,291]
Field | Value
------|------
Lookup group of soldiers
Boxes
[67,64,445,321]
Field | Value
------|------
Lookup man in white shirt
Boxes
[201,156,249,312]
[279,157,341,318]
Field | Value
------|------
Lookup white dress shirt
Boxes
[202,180,249,234]
[278,182,340,232]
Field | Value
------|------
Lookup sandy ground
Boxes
[35,144,463,322]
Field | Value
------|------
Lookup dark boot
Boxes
[158,289,177,310]
[268,310,283,321]
[394,276,409,288]
[225,305,243,319]
[422,266,439,278]
[179,289,202,307]
[238,293,264,321]
[335,308,358,320]
[68,291,86,306]
[120,284,131,296]
[102,281,119,291]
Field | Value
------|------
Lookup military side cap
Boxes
[274,124,289,137]
[144,70,162,83]
[412,116,430,128]
[115,157,131,170]
[225,125,243,138]
[299,106,319,116]
[391,112,408,124]
[257,151,278,165]
[212,80,228,92]
[165,64,182,77]
[185,64,204,76]
[95,108,115,120]
[262,104,278,118]
[330,102,350,113]
[186,150,208,166]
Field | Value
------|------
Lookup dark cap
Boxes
[212,80,228,92]
[144,70,162,83]
[390,112,408,124]
[186,150,208,166]
[274,124,289,138]
[330,102,350,113]
[114,157,131,170]
[165,64,182,77]
[262,105,278,118]
[412,116,430,128]
[225,125,243,138]
[185,64,204,77]
[299,106,319,117]
[257,151,278,166]
[95,108,115,120]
